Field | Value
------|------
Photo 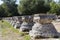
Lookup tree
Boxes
[0,6,6,17]
[44,0,53,4]
[1,0,16,4]
[49,1,60,15]
[18,0,50,15]
[1,0,19,17]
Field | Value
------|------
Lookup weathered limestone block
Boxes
[20,16,34,32]
[12,16,18,21]
[20,22,30,32]
[29,14,58,38]
[18,16,23,23]
[11,17,18,26]
[12,21,16,27]
[29,23,58,38]
[14,21,21,29]
[10,20,13,25]
[8,18,13,24]
[13,16,22,29]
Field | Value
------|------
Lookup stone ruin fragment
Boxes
[13,16,22,29]
[11,17,18,26]
[14,21,21,29]
[29,14,58,38]
[20,15,34,32]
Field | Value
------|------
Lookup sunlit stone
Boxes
[29,14,58,38]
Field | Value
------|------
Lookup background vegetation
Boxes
[0,0,60,17]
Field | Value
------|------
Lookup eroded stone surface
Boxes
[29,14,58,38]
[20,16,34,32]
[14,21,21,29]
[29,23,58,38]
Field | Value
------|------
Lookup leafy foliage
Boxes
[0,0,60,17]
[18,0,50,15]
[49,2,60,15]
[0,6,6,17]
[0,0,19,17]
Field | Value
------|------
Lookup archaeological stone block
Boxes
[14,21,21,29]
[29,14,58,38]
[20,15,34,32]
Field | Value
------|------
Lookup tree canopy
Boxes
[0,0,60,17]
[18,0,50,15]
[0,0,19,17]
[48,1,60,15]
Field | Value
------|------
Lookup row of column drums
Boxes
[3,14,59,38]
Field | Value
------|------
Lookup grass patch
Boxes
[0,20,28,35]
[0,20,20,35]
[2,20,19,33]
[0,20,30,40]
[24,35,31,40]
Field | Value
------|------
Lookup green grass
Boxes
[24,35,31,40]
[1,20,28,34]
[1,20,19,33]
[0,20,31,40]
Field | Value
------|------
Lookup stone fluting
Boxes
[14,21,21,29]
[29,23,58,38]
[29,14,58,38]
[20,16,34,32]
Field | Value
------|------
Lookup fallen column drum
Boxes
[29,14,58,38]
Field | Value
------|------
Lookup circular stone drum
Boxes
[20,15,34,32]
[29,14,58,38]
[14,21,21,29]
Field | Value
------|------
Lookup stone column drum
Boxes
[11,17,17,27]
[20,15,34,32]
[14,16,22,29]
[29,14,58,38]
[14,21,21,29]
